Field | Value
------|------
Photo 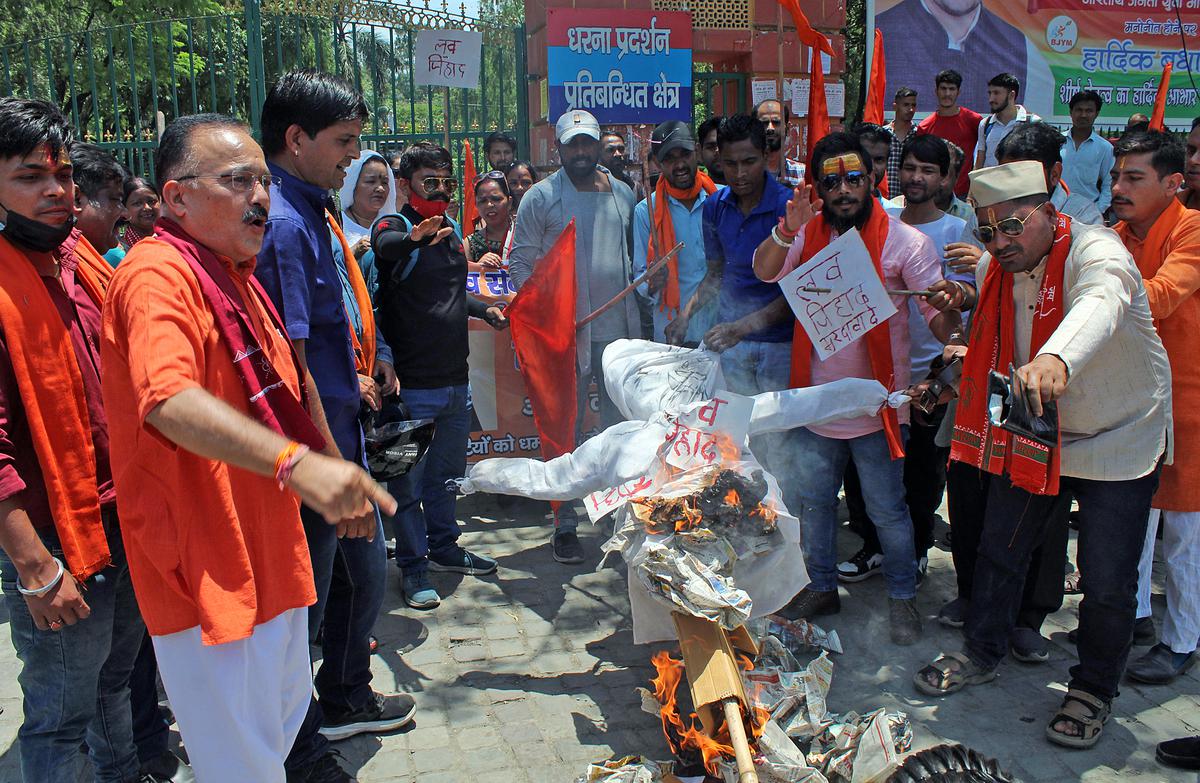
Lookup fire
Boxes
[723,488,740,507]
[715,433,742,463]
[648,650,768,776]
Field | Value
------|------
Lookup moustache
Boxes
[831,197,859,207]
[242,206,268,224]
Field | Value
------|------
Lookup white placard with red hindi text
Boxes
[779,228,896,362]
[414,30,482,88]
[664,393,755,471]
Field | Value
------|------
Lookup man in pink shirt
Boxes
[752,132,963,644]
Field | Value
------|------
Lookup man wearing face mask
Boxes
[369,141,506,610]
[254,70,413,783]
[510,110,640,565]
[0,97,154,783]
[752,132,963,645]
[914,160,1170,751]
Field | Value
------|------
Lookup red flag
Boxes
[863,28,886,126]
[777,0,834,56]
[1149,62,1172,132]
[805,48,830,184]
[507,221,578,461]
[462,139,479,231]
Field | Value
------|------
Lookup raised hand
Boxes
[411,215,454,245]
[783,184,823,233]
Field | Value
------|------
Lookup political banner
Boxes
[546,9,693,125]
[870,0,1197,130]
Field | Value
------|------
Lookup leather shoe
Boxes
[1126,643,1195,684]
[778,588,840,620]
[1157,736,1200,770]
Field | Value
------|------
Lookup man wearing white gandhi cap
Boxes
[914,159,1174,750]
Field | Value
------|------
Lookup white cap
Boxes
[968,160,1048,208]
[555,110,601,143]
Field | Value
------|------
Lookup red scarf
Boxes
[154,220,326,452]
[950,213,1071,496]
[649,171,718,316]
[790,203,905,459]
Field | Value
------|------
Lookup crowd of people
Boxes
[0,60,1199,782]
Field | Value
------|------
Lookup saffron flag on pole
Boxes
[506,220,579,461]
[805,47,831,185]
[462,139,480,231]
[1149,62,1172,132]
[863,28,886,126]
[776,0,834,56]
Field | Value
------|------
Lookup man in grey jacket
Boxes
[508,109,639,565]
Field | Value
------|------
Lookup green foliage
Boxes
[844,0,865,125]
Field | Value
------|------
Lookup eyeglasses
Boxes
[819,171,869,191]
[176,172,279,192]
[972,202,1047,244]
[421,176,458,193]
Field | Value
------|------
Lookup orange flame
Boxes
[724,488,741,507]
[715,433,742,463]
[650,651,688,739]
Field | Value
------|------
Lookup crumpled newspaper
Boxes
[631,534,753,630]
[807,709,913,783]
[576,756,672,783]
[748,616,844,666]
[743,652,835,740]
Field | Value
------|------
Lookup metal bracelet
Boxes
[17,556,64,597]
[770,225,794,248]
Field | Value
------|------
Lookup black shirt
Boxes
[371,205,488,389]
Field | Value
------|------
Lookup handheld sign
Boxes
[414,30,483,88]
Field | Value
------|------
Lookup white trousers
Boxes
[1136,509,1200,654]
[151,608,312,783]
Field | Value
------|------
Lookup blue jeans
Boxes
[0,521,144,783]
[287,430,387,770]
[129,633,168,763]
[965,467,1159,700]
[719,338,793,480]
[388,384,472,570]
[790,426,917,598]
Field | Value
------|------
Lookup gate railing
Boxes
[0,1,528,178]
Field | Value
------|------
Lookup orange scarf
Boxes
[790,203,905,459]
[951,213,1071,496]
[326,211,376,377]
[0,232,114,580]
[1115,197,1186,276]
[649,170,718,316]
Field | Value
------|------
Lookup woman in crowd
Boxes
[105,176,159,265]
[466,170,515,269]
[338,149,397,255]
[504,160,539,212]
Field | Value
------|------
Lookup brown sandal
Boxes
[1046,688,1110,749]
[914,651,998,696]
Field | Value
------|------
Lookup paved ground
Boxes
[0,493,1196,782]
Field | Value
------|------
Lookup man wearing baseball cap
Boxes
[509,109,640,564]
[632,121,719,344]
[914,159,1172,750]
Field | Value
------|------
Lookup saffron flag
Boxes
[506,220,578,461]
[776,0,834,56]
[1149,62,1172,132]
[462,139,480,231]
[863,28,886,126]
[805,47,831,184]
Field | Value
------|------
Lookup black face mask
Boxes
[0,202,76,253]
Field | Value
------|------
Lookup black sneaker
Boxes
[778,587,841,620]
[286,750,354,783]
[318,692,416,741]
[553,531,586,564]
[428,546,497,575]
[836,548,883,583]
[139,750,194,783]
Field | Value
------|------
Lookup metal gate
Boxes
[693,69,748,125]
[0,0,528,177]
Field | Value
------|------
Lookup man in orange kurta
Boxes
[1112,130,1200,684]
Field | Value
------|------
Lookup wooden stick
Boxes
[576,242,684,330]
[723,698,759,783]
[797,286,934,296]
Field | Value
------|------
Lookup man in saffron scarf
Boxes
[914,160,1172,751]
[633,121,718,344]
[100,114,396,780]
[1110,131,1200,685]
[752,132,963,645]
[0,97,147,783]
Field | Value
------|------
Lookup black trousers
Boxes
[963,467,1159,701]
[844,410,946,559]
[947,461,1072,630]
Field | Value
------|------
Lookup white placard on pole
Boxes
[779,228,897,362]
[414,29,483,88]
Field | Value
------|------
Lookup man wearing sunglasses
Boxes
[1110,131,1200,687]
[752,132,963,646]
[255,70,413,782]
[370,142,506,610]
[915,160,1171,751]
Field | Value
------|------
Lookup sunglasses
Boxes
[972,202,1047,244]
[421,176,458,193]
[819,171,869,191]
